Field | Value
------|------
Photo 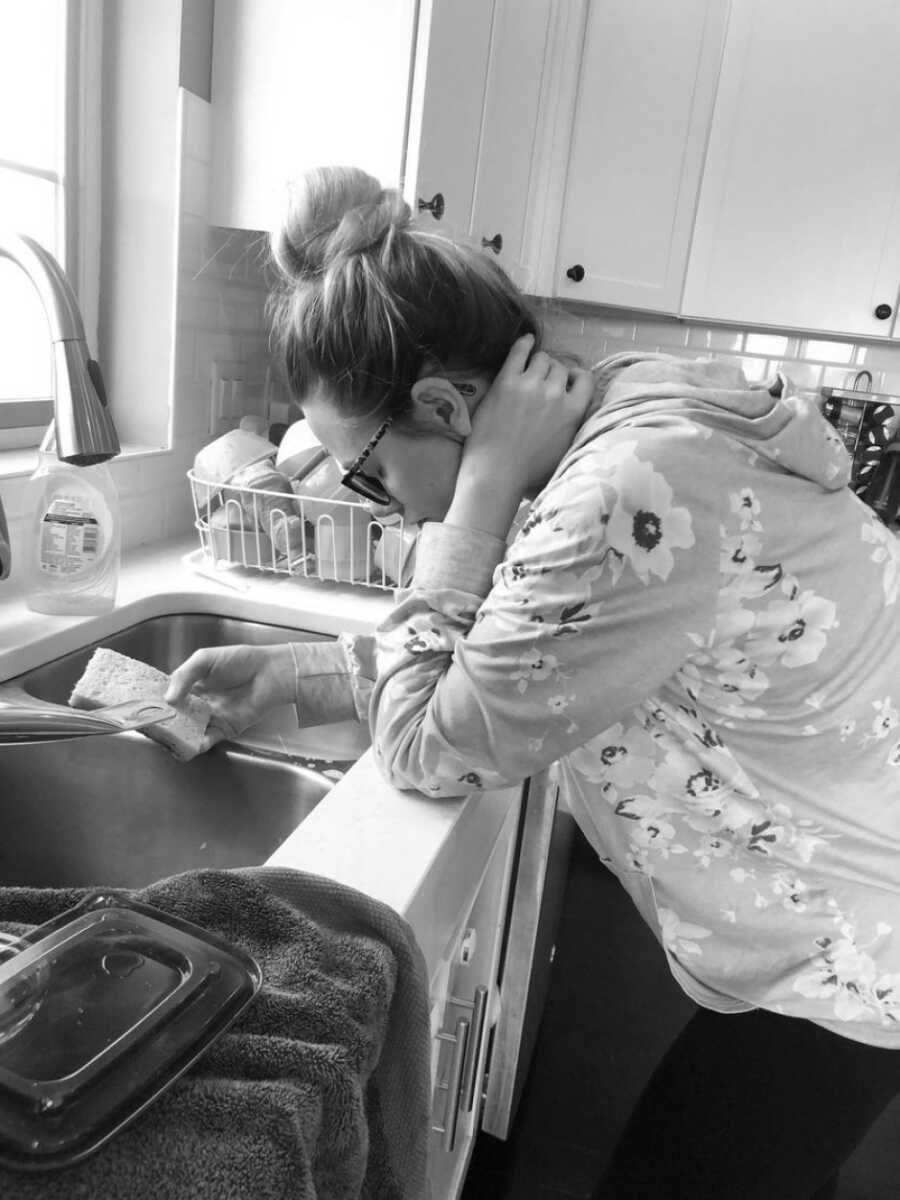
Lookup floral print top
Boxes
[314,353,900,1046]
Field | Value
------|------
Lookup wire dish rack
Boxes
[187,468,413,591]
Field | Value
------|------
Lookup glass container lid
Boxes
[0,891,261,1171]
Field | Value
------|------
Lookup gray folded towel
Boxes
[0,866,432,1199]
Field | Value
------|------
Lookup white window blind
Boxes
[0,0,69,442]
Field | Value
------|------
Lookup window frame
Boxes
[0,0,102,448]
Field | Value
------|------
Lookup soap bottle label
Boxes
[39,496,101,576]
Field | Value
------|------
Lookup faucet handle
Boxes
[0,699,177,744]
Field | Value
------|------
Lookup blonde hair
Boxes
[268,166,541,420]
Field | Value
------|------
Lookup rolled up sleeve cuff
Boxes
[412,521,506,597]
[293,639,359,726]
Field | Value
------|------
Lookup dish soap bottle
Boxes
[21,424,121,615]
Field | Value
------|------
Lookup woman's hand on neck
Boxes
[444,336,595,539]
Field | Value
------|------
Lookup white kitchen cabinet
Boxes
[402,0,495,243]
[551,0,729,312]
[424,771,574,1197]
[682,0,900,338]
[209,0,552,285]
[406,0,555,288]
[427,796,521,1199]
[208,0,417,231]
[209,0,554,297]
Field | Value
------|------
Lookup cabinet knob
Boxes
[875,303,893,321]
[566,264,586,283]
[417,192,445,221]
[480,233,503,254]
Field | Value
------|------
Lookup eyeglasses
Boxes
[340,415,395,506]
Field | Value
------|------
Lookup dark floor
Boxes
[462,827,900,1200]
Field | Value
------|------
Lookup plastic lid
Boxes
[0,892,261,1171]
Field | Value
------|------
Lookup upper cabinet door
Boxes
[404,0,553,289]
[466,0,554,288]
[404,0,496,242]
[209,0,417,232]
[554,0,729,312]
[682,0,900,338]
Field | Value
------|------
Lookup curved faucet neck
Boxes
[0,233,119,465]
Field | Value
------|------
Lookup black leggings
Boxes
[593,1006,900,1200]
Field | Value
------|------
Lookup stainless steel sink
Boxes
[0,613,366,888]
[0,735,331,887]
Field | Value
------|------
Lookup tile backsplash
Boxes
[538,299,900,401]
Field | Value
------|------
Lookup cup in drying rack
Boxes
[290,456,374,582]
[227,461,310,561]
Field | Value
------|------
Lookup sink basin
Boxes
[0,736,331,888]
[0,613,367,888]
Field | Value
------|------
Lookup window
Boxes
[0,0,98,449]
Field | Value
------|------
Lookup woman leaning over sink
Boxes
[167,165,900,1200]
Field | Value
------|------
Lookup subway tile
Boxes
[853,343,900,373]
[819,364,862,389]
[543,310,584,339]
[596,318,639,342]
[178,214,209,278]
[685,326,715,350]
[744,332,798,358]
[194,330,242,379]
[178,288,220,330]
[599,337,637,358]
[686,324,746,353]
[631,318,687,349]
[782,361,825,391]
[215,299,266,334]
[799,338,856,364]
[733,355,769,382]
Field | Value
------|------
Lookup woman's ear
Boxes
[408,377,473,437]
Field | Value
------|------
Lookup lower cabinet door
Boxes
[427,797,521,1199]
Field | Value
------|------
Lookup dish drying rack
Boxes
[187,468,411,591]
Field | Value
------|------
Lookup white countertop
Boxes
[0,536,518,984]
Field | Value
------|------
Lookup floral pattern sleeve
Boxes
[369,425,721,797]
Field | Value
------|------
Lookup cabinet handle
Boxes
[432,1017,470,1152]
[875,303,893,321]
[417,192,445,221]
[566,264,585,283]
[460,986,489,1113]
[481,233,503,254]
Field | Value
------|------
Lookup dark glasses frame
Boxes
[340,414,395,505]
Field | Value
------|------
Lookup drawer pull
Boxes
[461,985,489,1112]
[431,1016,469,1152]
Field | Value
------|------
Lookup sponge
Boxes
[69,647,212,761]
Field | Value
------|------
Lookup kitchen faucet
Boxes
[0,233,121,582]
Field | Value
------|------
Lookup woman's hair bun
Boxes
[271,165,411,281]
